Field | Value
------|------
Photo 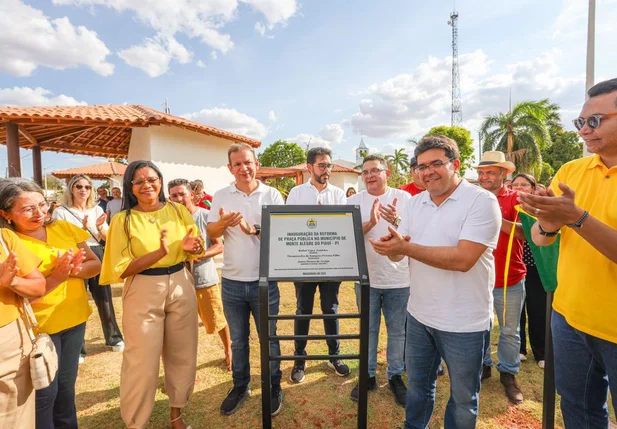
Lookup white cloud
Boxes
[255,22,267,36]
[118,36,192,77]
[347,49,584,140]
[286,134,332,149]
[319,124,344,144]
[0,87,87,106]
[210,51,218,60]
[183,107,268,140]
[196,60,207,69]
[268,110,277,122]
[0,0,113,77]
[242,0,298,25]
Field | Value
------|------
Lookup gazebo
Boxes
[52,161,128,187]
[0,105,260,189]
[256,162,361,189]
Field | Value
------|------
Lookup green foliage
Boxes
[385,148,409,175]
[480,99,559,173]
[425,125,475,176]
[386,161,412,188]
[542,128,583,173]
[258,140,306,168]
[538,162,555,185]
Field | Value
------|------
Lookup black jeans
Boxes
[84,245,123,349]
[36,323,86,429]
[519,264,547,361]
[293,281,341,361]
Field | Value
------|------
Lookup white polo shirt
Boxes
[398,179,500,333]
[209,182,284,281]
[286,181,346,205]
[348,187,412,289]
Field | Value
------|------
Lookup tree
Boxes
[479,99,559,173]
[258,140,306,168]
[258,140,306,197]
[385,148,409,175]
[542,128,583,173]
[425,125,475,176]
[538,162,554,185]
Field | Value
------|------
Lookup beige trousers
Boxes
[0,318,34,429]
[120,268,198,429]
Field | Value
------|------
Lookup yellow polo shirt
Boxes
[17,220,92,335]
[0,229,42,327]
[100,203,201,285]
[550,155,617,343]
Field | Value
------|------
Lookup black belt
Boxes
[139,262,185,276]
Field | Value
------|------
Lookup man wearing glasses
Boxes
[370,136,501,429]
[286,147,351,383]
[519,77,617,428]
[347,154,411,407]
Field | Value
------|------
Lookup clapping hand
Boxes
[70,248,87,276]
[81,215,89,231]
[51,250,74,282]
[369,198,381,227]
[218,207,244,229]
[95,213,107,230]
[182,227,204,254]
[369,225,411,257]
[159,229,170,255]
[518,182,584,232]
[0,251,18,288]
[378,197,399,225]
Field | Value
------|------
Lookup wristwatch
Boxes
[392,216,402,228]
[538,223,559,237]
[566,210,590,229]
[253,224,261,236]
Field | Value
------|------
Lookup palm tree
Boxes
[385,148,409,174]
[480,99,559,173]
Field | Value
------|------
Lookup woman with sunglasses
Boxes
[511,173,547,369]
[100,161,203,429]
[53,175,124,361]
[0,186,46,428]
[0,177,101,428]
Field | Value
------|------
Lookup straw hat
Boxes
[474,151,516,174]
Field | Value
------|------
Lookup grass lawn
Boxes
[76,282,615,429]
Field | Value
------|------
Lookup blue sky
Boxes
[1,0,616,178]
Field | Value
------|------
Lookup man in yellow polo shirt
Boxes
[519,77,617,428]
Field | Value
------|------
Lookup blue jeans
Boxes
[483,279,525,375]
[221,278,282,388]
[552,310,617,429]
[35,323,86,429]
[405,312,486,429]
[355,284,408,379]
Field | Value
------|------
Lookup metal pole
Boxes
[542,291,555,429]
[259,278,272,429]
[583,0,596,157]
[357,278,370,429]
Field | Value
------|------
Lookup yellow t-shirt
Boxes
[550,155,617,343]
[0,229,42,327]
[17,220,92,335]
[100,203,200,285]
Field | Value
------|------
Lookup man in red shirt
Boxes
[399,157,425,196]
[475,151,527,405]
[190,179,213,209]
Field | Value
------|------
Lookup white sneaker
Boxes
[111,341,125,352]
[78,355,85,365]
[519,353,527,362]
[537,360,545,369]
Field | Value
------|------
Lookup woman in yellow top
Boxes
[0,178,101,429]
[100,160,203,429]
[0,221,45,429]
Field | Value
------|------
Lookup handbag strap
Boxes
[59,206,104,246]
[0,230,37,343]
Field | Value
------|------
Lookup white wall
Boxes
[128,125,237,195]
[300,171,360,195]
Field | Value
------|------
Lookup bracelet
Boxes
[538,223,559,237]
[566,210,590,229]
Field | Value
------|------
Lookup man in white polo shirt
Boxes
[207,143,285,417]
[347,154,411,407]
[370,136,501,429]
[286,147,351,383]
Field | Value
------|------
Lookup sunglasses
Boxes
[74,184,92,190]
[572,112,617,131]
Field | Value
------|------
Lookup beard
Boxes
[313,173,330,184]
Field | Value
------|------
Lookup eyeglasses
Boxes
[18,201,49,216]
[572,112,617,130]
[414,158,455,174]
[131,177,160,187]
[314,163,334,170]
[361,168,386,177]
[74,184,92,190]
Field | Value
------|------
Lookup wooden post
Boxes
[32,145,43,186]
[295,171,303,186]
[6,122,21,177]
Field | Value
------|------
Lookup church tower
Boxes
[356,137,368,166]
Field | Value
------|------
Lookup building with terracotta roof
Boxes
[51,161,127,187]
[0,104,261,194]
[256,162,361,192]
